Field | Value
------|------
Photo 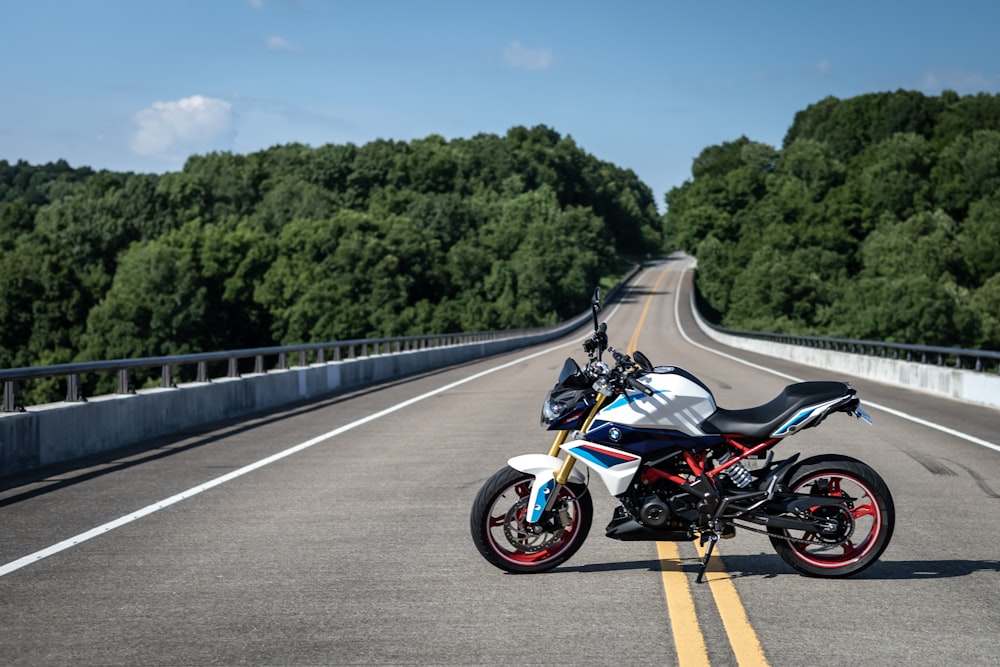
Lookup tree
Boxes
[725,245,846,333]
[82,228,209,360]
[833,274,975,346]
[774,138,843,202]
[971,274,1000,350]
[860,210,964,283]
[673,91,1000,349]
[3,127,665,376]
[857,133,933,224]
[932,130,1000,220]
[960,194,1000,284]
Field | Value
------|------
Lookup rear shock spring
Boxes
[718,453,753,488]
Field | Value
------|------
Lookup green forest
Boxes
[666,90,1000,350]
[3,90,1000,401]
[0,125,660,386]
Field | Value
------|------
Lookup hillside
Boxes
[1,126,661,400]
[664,90,1000,350]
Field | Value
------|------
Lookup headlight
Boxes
[542,398,566,423]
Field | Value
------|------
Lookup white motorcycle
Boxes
[470,289,894,580]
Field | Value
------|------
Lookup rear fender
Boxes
[757,453,800,491]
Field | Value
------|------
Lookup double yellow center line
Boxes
[628,266,769,667]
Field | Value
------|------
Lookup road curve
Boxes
[1,258,998,665]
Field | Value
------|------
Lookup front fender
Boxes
[507,454,588,524]
[507,454,588,486]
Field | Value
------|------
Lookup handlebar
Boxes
[628,376,655,397]
[584,346,655,398]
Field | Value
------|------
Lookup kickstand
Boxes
[696,532,719,583]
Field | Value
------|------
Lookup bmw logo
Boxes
[609,427,622,441]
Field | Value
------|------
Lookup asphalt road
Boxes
[2,258,998,666]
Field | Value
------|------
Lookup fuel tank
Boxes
[590,366,717,437]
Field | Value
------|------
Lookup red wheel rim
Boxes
[484,479,583,567]
[783,472,883,569]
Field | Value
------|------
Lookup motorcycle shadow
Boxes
[550,556,1000,580]
[719,553,1000,580]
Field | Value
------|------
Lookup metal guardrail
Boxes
[0,264,638,413]
[8,266,997,412]
[698,323,1000,375]
[688,274,1000,375]
[0,331,524,413]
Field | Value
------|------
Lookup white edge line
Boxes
[671,260,1000,455]
[1,300,625,578]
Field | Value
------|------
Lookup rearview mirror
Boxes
[591,287,602,333]
[633,350,653,372]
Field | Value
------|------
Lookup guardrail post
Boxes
[117,369,135,394]
[161,365,175,388]
[228,358,239,378]
[254,355,264,374]
[197,361,209,383]
[278,352,288,370]
[317,349,326,364]
[2,380,24,412]
[66,374,86,402]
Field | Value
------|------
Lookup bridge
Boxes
[2,258,998,665]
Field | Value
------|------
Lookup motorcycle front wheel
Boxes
[769,456,894,577]
[470,466,592,574]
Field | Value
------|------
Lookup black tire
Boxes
[769,455,894,578]
[470,466,592,574]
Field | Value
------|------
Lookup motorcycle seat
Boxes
[701,381,853,439]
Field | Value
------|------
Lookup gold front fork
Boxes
[550,394,608,484]
[545,430,570,458]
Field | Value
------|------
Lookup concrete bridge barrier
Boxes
[691,293,1000,411]
[0,334,562,480]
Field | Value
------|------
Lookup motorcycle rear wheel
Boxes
[470,466,592,574]
[769,456,894,577]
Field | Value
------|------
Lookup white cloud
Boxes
[920,68,994,93]
[814,59,831,78]
[249,0,264,9]
[504,40,554,71]
[131,95,235,158]
[266,35,301,52]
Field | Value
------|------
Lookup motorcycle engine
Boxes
[632,488,699,529]
[639,494,671,527]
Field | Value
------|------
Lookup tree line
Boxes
[665,90,1000,352]
[1,126,661,400]
[5,91,999,404]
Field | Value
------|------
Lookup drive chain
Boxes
[733,520,851,550]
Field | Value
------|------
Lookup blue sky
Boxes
[2,1,998,207]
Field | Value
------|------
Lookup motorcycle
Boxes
[470,288,894,581]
